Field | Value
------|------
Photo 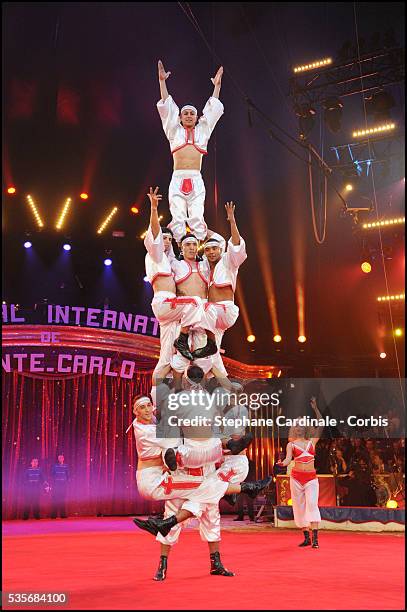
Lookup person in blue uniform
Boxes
[23,458,46,520]
[50,454,70,518]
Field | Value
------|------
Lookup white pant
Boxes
[177,438,223,468]
[152,291,203,380]
[290,474,321,528]
[218,454,249,484]
[157,454,249,546]
[157,498,221,544]
[136,465,228,518]
[168,170,207,242]
[211,301,239,378]
[170,302,219,374]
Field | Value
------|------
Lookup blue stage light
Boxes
[104,258,112,267]
[24,241,32,249]
[63,243,71,251]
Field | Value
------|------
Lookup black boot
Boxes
[191,338,218,359]
[164,448,177,471]
[226,432,254,455]
[312,529,319,548]
[241,476,273,499]
[223,494,237,506]
[174,332,193,360]
[210,552,235,577]
[133,515,178,537]
[299,530,311,547]
[154,555,168,581]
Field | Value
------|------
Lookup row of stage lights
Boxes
[362,217,405,229]
[23,240,113,266]
[244,334,307,344]
[377,294,405,302]
[6,190,142,233]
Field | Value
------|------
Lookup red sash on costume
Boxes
[164,296,197,309]
[180,178,193,195]
[160,476,202,495]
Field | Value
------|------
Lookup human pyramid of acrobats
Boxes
[131,61,321,581]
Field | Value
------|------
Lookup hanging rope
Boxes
[308,147,328,244]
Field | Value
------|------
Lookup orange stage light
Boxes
[361,261,372,273]
[7,187,16,194]
[131,206,139,214]
[80,192,89,200]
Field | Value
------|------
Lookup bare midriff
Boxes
[292,460,315,472]
[173,145,203,171]
[208,285,234,302]
[138,457,164,470]
[153,276,176,293]
[177,271,207,300]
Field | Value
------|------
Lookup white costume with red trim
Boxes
[144,227,204,379]
[289,441,321,528]
[170,257,220,373]
[157,95,224,241]
[203,232,247,374]
[156,454,248,546]
[134,419,230,517]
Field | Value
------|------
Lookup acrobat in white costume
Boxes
[203,230,247,373]
[156,60,224,242]
[133,404,232,519]
[157,453,249,547]
[169,238,220,374]
[144,225,203,380]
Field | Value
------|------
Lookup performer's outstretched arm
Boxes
[309,397,324,444]
[158,59,171,101]
[147,186,162,239]
[225,201,241,246]
[278,442,293,467]
[211,66,223,99]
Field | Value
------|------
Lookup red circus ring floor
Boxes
[2,517,405,610]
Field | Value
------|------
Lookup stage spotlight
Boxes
[26,195,44,228]
[362,217,405,229]
[97,206,118,234]
[63,243,71,251]
[298,335,307,343]
[143,275,149,282]
[293,58,332,73]
[247,334,256,343]
[386,499,398,509]
[394,328,403,337]
[56,198,72,230]
[24,241,32,249]
[7,186,16,195]
[323,97,343,133]
[131,206,139,214]
[273,334,282,343]
[379,352,387,359]
[80,192,89,200]
[295,103,316,140]
[104,258,113,267]
[345,184,353,192]
[361,261,372,273]
[377,293,405,302]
